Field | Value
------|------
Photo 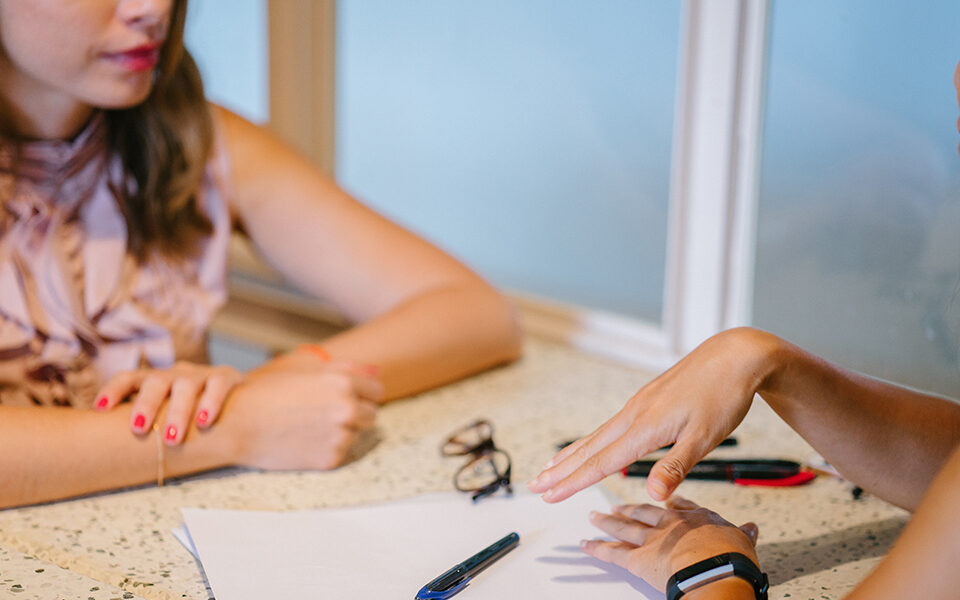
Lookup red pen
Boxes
[622,458,816,487]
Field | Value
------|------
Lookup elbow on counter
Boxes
[472,282,524,367]
[496,292,525,366]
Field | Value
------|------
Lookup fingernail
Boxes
[579,539,589,549]
[133,413,146,430]
[360,364,380,376]
[165,425,178,442]
[528,474,543,489]
[95,396,108,410]
[543,458,556,469]
[588,510,599,519]
[196,409,209,426]
[649,479,668,500]
[542,488,557,502]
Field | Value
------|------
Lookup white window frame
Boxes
[668,0,769,352]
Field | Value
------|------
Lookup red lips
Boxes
[104,43,161,72]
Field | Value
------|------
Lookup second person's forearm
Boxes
[756,331,960,510]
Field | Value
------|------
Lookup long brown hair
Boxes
[0,1,214,261]
[106,0,214,261]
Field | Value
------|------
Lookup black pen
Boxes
[415,532,519,599]
[623,458,815,487]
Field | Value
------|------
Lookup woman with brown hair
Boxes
[0,0,521,508]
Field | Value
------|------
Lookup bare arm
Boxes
[531,327,960,511]
[0,403,231,509]
[0,367,378,509]
[580,445,960,600]
[845,443,960,599]
[215,106,522,400]
[758,334,960,510]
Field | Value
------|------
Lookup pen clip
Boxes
[415,577,470,600]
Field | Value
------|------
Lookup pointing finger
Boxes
[541,423,666,503]
[532,409,640,491]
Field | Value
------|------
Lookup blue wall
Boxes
[185,0,269,124]
[754,0,960,395]
[336,0,682,320]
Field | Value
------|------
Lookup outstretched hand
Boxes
[528,328,781,502]
[582,496,759,592]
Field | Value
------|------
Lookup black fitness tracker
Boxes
[666,552,768,600]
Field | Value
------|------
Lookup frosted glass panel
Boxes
[337,1,681,321]
[754,1,960,396]
[184,0,269,123]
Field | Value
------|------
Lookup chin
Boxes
[88,77,156,110]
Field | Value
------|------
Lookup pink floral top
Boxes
[0,113,232,408]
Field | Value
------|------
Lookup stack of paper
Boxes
[178,488,661,599]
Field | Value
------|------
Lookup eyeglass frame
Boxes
[441,418,513,503]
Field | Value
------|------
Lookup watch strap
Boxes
[666,552,768,600]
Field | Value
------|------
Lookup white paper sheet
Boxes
[171,525,198,559]
[181,488,662,599]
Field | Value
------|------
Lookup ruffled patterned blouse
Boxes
[0,113,232,408]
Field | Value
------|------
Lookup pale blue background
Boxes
[336,0,682,321]
[183,1,960,395]
[754,0,960,395]
[184,0,269,123]
[185,0,270,367]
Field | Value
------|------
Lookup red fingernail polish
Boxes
[165,425,178,441]
[133,414,146,430]
[96,396,108,410]
[196,410,209,425]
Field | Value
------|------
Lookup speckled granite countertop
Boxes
[0,338,907,600]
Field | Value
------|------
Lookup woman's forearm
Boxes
[0,362,385,508]
[0,405,234,509]
[281,282,522,401]
[755,330,960,510]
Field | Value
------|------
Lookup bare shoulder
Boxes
[208,103,282,169]
[206,103,327,217]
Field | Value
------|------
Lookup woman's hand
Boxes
[582,496,759,593]
[528,328,783,502]
[96,362,244,445]
[252,347,380,382]
[222,366,382,470]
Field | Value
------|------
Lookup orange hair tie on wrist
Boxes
[296,344,331,362]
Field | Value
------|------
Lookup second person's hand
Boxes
[582,495,760,594]
[528,327,784,502]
